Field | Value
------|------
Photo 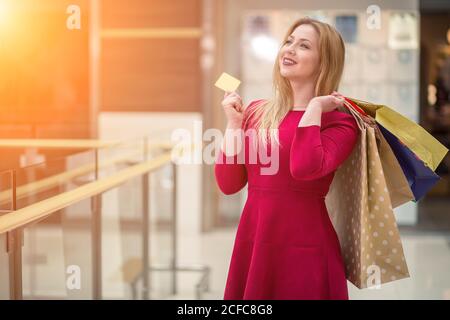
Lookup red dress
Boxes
[214,99,359,300]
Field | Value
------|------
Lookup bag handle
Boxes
[345,102,367,130]
[343,97,368,117]
[344,99,385,145]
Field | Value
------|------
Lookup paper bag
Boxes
[348,97,449,171]
[325,102,410,289]
[378,124,441,201]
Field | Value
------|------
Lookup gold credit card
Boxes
[214,72,241,92]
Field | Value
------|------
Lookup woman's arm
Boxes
[214,99,262,195]
[214,123,248,195]
[290,101,359,181]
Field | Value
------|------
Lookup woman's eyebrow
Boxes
[288,35,311,43]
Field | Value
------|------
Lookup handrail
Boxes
[0,141,176,205]
[0,139,121,149]
[0,151,142,204]
[0,151,173,234]
[0,138,175,150]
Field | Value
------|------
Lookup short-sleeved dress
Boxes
[214,99,359,300]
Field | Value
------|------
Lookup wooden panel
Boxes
[101,0,202,28]
[0,0,90,130]
[101,38,201,112]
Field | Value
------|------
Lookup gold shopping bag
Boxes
[337,101,414,208]
[377,129,415,208]
[325,101,410,289]
[348,97,449,171]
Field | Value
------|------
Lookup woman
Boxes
[214,17,359,299]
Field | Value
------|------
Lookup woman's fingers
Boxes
[228,93,242,107]
[224,91,242,102]
[236,101,244,112]
[332,92,345,107]
[331,91,343,98]
[335,93,344,99]
[234,97,243,112]
[222,91,244,116]
[223,96,243,112]
[230,92,242,104]
[334,96,345,106]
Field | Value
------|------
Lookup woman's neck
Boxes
[290,80,316,109]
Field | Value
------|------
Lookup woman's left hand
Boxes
[308,91,345,113]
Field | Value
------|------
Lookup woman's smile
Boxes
[282,57,297,66]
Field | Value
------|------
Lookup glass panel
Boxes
[0,233,10,299]
[99,143,174,299]
[0,170,13,299]
[148,162,175,299]
[1,141,174,299]
[14,137,147,209]
[97,138,147,178]
[101,175,144,299]
[0,170,14,213]
[22,198,93,299]
[15,149,97,209]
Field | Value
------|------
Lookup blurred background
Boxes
[0,0,449,299]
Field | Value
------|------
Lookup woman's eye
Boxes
[300,43,309,49]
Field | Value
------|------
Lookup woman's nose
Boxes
[286,44,295,54]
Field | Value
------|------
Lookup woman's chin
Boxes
[280,71,297,80]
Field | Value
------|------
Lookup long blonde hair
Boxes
[244,17,346,149]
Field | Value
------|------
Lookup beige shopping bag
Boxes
[377,131,415,208]
[348,97,449,171]
[325,102,410,289]
[345,106,414,208]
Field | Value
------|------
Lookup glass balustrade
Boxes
[0,138,176,299]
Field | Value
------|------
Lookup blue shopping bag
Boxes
[378,124,441,202]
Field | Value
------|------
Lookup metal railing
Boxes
[0,138,210,299]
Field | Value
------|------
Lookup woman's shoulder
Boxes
[246,98,267,110]
[242,99,267,127]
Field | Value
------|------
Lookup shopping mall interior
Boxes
[0,0,449,300]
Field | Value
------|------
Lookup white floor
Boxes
[165,228,450,300]
[15,217,450,300]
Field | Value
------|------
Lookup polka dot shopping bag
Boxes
[325,99,411,289]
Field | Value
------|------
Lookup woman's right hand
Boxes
[221,91,244,128]
[308,91,345,113]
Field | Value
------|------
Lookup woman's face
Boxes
[278,24,320,82]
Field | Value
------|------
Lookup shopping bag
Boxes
[325,101,410,289]
[377,126,415,208]
[347,97,449,171]
[341,99,414,208]
[378,124,441,202]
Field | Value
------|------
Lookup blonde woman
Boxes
[214,17,359,300]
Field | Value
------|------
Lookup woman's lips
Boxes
[282,57,297,66]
